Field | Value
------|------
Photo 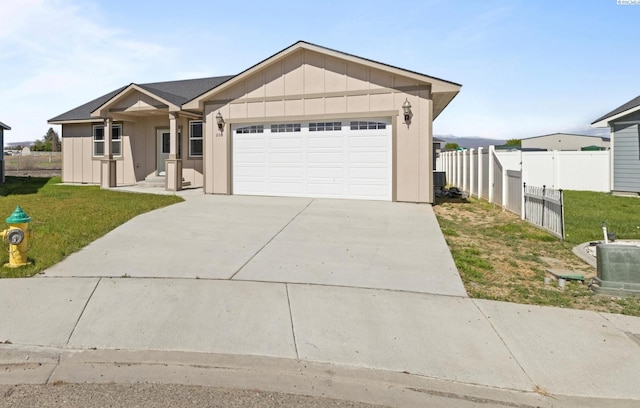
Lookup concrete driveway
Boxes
[45,195,467,297]
[6,195,640,405]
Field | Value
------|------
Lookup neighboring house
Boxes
[48,41,461,203]
[0,121,10,183]
[521,133,610,151]
[592,95,640,194]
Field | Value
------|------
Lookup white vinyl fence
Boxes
[439,146,607,239]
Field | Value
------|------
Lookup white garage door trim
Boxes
[232,120,392,201]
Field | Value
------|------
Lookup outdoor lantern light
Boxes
[216,111,225,131]
[402,99,412,123]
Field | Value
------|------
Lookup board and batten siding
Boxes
[613,122,640,193]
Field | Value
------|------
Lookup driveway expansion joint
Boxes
[470,298,538,390]
[229,198,314,280]
[285,284,300,360]
[64,277,102,346]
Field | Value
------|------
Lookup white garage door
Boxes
[232,120,391,200]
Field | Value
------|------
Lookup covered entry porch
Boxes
[90,85,204,191]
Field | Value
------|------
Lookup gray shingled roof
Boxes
[0,121,10,130]
[49,76,234,123]
[592,94,640,124]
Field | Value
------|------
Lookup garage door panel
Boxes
[270,152,304,163]
[308,135,343,148]
[349,135,388,148]
[307,166,343,178]
[269,181,305,194]
[349,167,387,179]
[307,182,345,195]
[233,121,391,200]
[349,151,389,163]
[237,181,268,194]
[270,137,303,149]
[270,166,304,178]
[307,152,344,163]
[235,136,267,148]
[235,165,267,177]
[234,152,266,164]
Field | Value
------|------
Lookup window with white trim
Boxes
[189,121,203,157]
[93,124,122,157]
[236,125,264,134]
[309,122,342,132]
[270,123,301,133]
[111,124,122,156]
[93,125,104,156]
[350,121,386,130]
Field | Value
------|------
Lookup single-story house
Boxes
[49,41,461,203]
[521,133,610,151]
[592,95,640,194]
[0,121,10,183]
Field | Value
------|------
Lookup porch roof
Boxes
[48,76,233,124]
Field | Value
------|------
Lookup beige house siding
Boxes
[61,115,203,187]
[202,49,435,203]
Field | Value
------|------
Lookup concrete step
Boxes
[137,177,191,189]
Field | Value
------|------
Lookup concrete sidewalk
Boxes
[1,195,639,406]
[1,277,639,406]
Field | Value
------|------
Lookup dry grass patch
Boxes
[434,197,640,316]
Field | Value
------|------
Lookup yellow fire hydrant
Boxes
[1,206,33,268]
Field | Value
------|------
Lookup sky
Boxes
[0,0,638,145]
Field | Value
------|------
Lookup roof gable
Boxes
[49,76,233,124]
[592,94,640,127]
[183,41,462,116]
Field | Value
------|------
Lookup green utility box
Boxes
[592,244,640,297]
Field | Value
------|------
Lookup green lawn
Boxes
[0,177,183,278]
[564,190,640,245]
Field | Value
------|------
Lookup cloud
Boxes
[0,0,176,142]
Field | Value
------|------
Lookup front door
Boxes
[156,130,170,176]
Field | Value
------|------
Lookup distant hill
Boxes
[435,135,506,149]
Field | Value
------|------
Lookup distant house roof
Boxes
[592,95,640,127]
[0,121,10,130]
[522,132,610,142]
[48,76,234,123]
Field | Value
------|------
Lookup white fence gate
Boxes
[523,184,565,239]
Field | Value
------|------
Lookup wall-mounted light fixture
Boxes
[216,111,225,131]
[402,99,412,123]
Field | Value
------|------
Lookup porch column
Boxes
[165,112,182,191]
[100,117,116,188]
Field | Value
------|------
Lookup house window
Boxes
[93,124,122,157]
[236,125,264,134]
[189,121,203,157]
[350,121,386,130]
[270,123,301,133]
[111,124,122,156]
[93,125,104,156]
[310,122,342,132]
